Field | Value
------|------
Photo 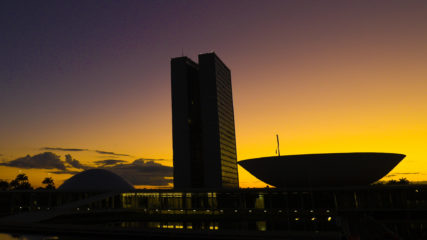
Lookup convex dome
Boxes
[58,169,134,192]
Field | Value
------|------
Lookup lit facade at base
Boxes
[7,186,427,238]
[171,53,239,189]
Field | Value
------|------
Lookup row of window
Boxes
[217,108,235,127]
[216,92,234,113]
[219,144,236,156]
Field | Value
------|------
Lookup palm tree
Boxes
[387,178,410,185]
[42,177,55,190]
[398,178,410,184]
[16,173,28,182]
[10,173,33,190]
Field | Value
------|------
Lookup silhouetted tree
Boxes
[10,173,33,190]
[42,177,55,190]
[372,181,385,186]
[398,177,410,184]
[386,179,398,185]
[386,178,410,185]
[0,180,9,191]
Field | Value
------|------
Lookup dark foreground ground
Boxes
[0,223,343,240]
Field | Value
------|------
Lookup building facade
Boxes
[5,185,427,239]
[171,53,238,189]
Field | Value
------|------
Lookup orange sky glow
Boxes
[1,1,426,188]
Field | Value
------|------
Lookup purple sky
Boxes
[1,1,427,187]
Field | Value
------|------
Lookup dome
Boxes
[58,169,134,192]
[238,152,405,188]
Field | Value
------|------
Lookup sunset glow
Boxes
[1,1,426,188]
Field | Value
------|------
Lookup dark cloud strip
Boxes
[393,172,420,175]
[95,150,130,157]
[41,147,88,152]
[138,158,167,162]
[94,159,127,166]
[42,147,131,157]
[50,170,81,175]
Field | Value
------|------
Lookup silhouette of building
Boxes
[171,53,238,189]
[58,169,134,192]
[239,153,405,188]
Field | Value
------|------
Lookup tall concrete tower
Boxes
[171,53,238,189]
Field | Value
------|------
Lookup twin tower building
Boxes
[171,53,239,189]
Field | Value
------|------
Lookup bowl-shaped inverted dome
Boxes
[58,169,134,192]
[239,152,405,188]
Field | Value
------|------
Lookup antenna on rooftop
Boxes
[181,48,184,57]
[276,134,280,156]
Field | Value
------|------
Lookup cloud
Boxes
[138,158,167,162]
[1,151,171,187]
[94,159,127,166]
[394,172,420,175]
[102,159,173,186]
[41,147,88,152]
[50,170,81,175]
[0,152,67,170]
[65,154,90,170]
[41,147,132,158]
[0,152,90,172]
[385,172,422,179]
[95,150,131,157]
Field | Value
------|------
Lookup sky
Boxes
[1,0,426,188]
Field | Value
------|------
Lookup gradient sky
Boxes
[1,0,427,188]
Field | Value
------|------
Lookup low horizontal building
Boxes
[0,185,426,239]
